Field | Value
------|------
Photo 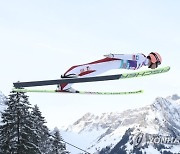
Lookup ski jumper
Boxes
[60,53,149,91]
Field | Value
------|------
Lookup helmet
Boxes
[148,52,162,65]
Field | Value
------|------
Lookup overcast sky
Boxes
[1,0,180,128]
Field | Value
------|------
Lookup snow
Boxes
[142,145,160,154]
[166,145,180,153]
[1,90,180,154]
[0,91,6,105]
[0,91,7,123]
[125,142,132,152]
[62,94,180,154]
[61,126,108,154]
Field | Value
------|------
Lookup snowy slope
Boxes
[62,94,180,154]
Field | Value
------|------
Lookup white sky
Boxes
[0,0,180,129]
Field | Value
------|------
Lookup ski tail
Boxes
[12,88,143,95]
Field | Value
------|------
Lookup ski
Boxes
[13,66,170,88]
[12,88,143,95]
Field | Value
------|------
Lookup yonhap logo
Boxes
[133,133,180,149]
[147,134,180,145]
[133,133,146,148]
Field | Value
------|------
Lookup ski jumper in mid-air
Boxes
[58,52,162,92]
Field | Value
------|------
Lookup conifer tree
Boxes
[0,91,40,154]
[51,128,69,154]
[31,104,51,153]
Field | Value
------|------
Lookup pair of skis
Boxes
[13,66,170,95]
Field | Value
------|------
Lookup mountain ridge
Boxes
[64,94,180,154]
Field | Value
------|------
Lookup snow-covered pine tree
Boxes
[0,91,40,154]
[31,104,51,153]
[51,127,70,154]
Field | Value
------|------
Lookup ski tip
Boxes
[139,90,144,93]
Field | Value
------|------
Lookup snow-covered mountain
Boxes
[63,94,180,154]
[0,91,7,111]
[0,91,7,122]
[0,91,6,105]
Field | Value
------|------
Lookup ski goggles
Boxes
[156,61,161,66]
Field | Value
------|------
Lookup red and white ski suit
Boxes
[60,53,149,91]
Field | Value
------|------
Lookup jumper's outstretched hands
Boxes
[104,53,114,58]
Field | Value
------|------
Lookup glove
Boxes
[104,53,114,58]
